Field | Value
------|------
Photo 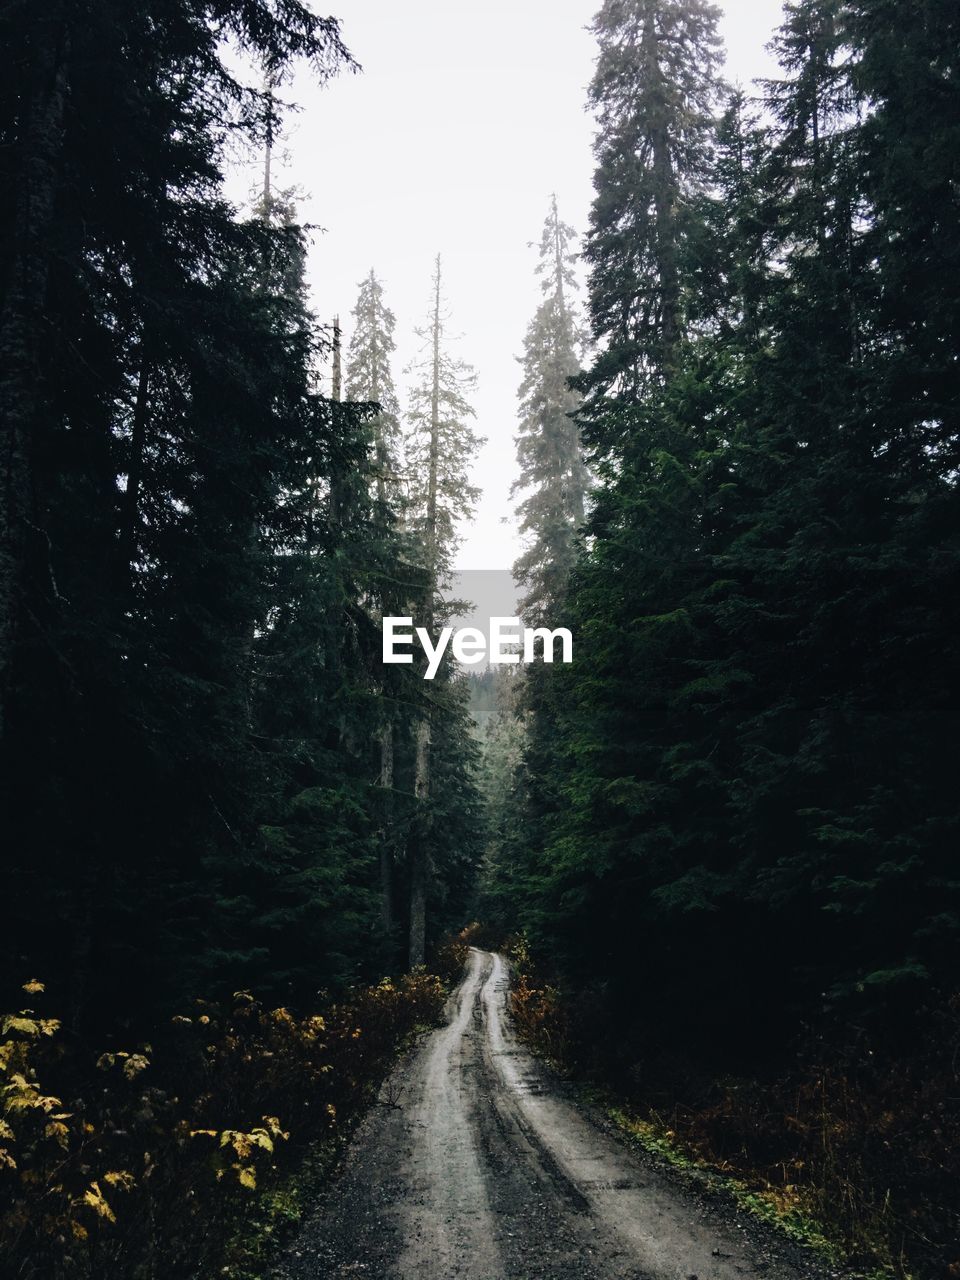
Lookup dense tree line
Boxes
[0,0,483,1034]
[499,0,960,1064]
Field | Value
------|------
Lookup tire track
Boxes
[277,950,830,1280]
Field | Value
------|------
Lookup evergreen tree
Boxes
[344,269,407,947]
[512,196,589,626]
[508,0,728,1016]
[0,0,380,1023]
[505,0,960,1071]
[580,0,723,441]
[496,199,589,922]
[403,255,481,966]
[405,256,481,586]
[346,269,403,509]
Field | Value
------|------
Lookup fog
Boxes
[231,1,785,571]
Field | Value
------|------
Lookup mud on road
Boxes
[275,950,830,1280]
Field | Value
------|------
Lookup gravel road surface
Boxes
[276,949,829,1280]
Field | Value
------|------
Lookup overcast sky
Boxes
[235,1,786,571]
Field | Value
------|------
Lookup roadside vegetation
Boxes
[0,971,447,1279]
[509,942,960,1280]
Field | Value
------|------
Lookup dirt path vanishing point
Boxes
[276,949,831,1280]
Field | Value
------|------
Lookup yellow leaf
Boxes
[236,1165,256,1189]
[104,1170,135,1192]
[2,1016,39,1037]
[82,1181,116,1224]
[3,1075,61,1113]
[0,1119,14,1142]
[261,1116,289,1141]
[0,1148,16,1170]
[22,980,45,995]
[45,1120,70,1150]
[122,1054,149,1080]
[225,1131,252,1159]
[70,1220,89,1241]
[96,1053,115,1071]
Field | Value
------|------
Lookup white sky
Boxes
[235,1,785,570]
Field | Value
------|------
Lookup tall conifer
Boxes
[403,255,481,966]
[512,197,589,625]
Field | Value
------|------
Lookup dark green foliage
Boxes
[502,0,960,1080]
[0,0,482,1033]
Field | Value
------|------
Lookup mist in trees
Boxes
[494,0,960,1067]
[403,255,483,966]
[1,0,958,1273]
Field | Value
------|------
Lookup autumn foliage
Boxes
[0,973,445,1278]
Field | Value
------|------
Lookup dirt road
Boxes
[276,950,828,1280]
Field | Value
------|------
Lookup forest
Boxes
[1,0,958,1277]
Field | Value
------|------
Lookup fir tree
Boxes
[403,255,481,966]
[580,0,723,443]
[346,269,403,510]
[512,196,590,626]
[0,0,374,1022]
[344,269,406,943]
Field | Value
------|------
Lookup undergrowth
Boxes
[507,937,960,1280]
[0,969,447,1278]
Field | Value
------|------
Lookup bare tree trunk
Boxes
[0,13,69,732]
[378,717,395,932]
[407,257,442,969]
[408,716,431,967]
[331,313,342,402]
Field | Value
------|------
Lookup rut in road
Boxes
[276,950,826,1280]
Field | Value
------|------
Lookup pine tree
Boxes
[512,197,589,626]
[346,270,402,509]
[0,0,361,1023]
[502,0,742,1040]
[403,255,481,966]
[580,0,723,443]
[513,0,960,1062]
[405,256,480,587]
[343,269,407,943]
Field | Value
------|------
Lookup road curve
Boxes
[276,950,826,1280]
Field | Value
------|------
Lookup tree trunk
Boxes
[407,256,442,969]
[379,716,395,932]
[408,715,431,968]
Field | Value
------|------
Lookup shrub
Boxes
[0,971,446,1278]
